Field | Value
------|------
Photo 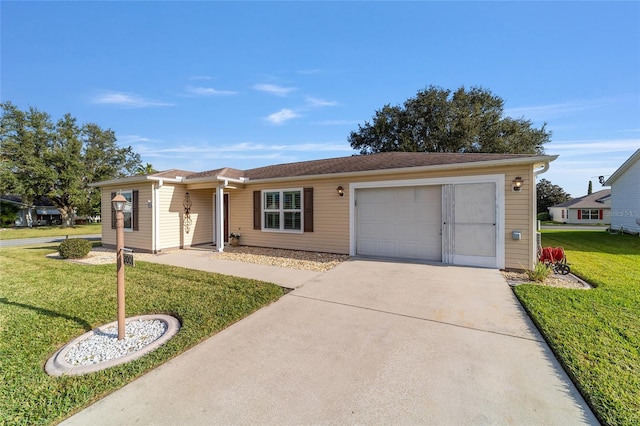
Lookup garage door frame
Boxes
[349,174,505,269]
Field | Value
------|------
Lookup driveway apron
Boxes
[62,259,598,425]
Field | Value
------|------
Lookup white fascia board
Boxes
[89,175,184,187]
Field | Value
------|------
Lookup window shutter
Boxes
[253,191,261,230]
[111,192,116,229]
[578,210,582,220]
[133,190,139,231]
[304,187,313,232]
[599,209,603,220]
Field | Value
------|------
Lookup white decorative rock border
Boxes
[45,314,180,376]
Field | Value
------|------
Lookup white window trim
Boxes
[121,190,134,233]
[261,188,304,233]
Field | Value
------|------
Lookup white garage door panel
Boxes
[453,224,496,257]
[356,186,442,261]
[443,182,497,267]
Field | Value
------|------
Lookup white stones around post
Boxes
[45,314,180,376]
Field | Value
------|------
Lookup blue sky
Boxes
[2,1,639,198]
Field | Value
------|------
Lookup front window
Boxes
[580,209,599,220]
[263,189,302,232]
[122,190,133,231]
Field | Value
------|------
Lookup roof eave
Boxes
[245,155,558,184]
[89,175,184,187]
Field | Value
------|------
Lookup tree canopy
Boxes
[348,85,551,155]
[537,178,572,214]
[0,102,143,226]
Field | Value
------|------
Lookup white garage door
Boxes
[356,186,442,261]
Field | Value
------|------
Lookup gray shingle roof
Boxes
[553,189,611,209]
[168,152,547,182]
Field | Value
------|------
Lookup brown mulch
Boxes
[212,246,349,272]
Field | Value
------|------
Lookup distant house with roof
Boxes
[604,149,640,234]
[0,195,62,227]
[548,189,611,224]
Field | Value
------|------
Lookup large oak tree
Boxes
[0,102,143,226]
[349,86,551,155]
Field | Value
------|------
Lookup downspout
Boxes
[151,183,156,253]
[532,162,551,267]
[534,162,550,176]
[216,183,225,252]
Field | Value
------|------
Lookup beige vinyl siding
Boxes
[100,183,154,252]
[98,161,541,269]
[184,189,214,247]
[503,167,536,269]
[228,178,350,254]
[229,163,537,269]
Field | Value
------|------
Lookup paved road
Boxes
[0,234,101,248]
[540,225,608,231]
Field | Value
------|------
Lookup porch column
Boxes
[216,184,225,252]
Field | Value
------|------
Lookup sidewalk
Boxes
[146,249,323,289]
[0,234,101,248]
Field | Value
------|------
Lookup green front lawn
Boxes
[0,245,284,425]
[0,223,102,240]
[514,230,640,426]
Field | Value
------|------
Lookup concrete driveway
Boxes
[62,259,597,425]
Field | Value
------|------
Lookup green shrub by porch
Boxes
[58,238,92,259]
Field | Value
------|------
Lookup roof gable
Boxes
[604,149,640,186]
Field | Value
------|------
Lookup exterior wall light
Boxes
[336,186,345,197]
[512,176,524,192]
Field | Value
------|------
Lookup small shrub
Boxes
[524,261,552,282]
[58,238,92,259]
[537,212,551,221]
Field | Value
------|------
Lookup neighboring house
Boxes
[0,195,62,227]
[548,189,611,225]
[604,149,640,234]
[91,152,557,270]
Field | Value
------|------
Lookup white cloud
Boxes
[136,141,352,157]
[119,135,159,144]
[547,138,640,156]
[186,85,238,96]
[252,83,297,97]
[91,90,173,108]
[505,101,597,121]
[265,108,300,125]
[306,97,338,107]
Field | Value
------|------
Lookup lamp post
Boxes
[111,193,127,340]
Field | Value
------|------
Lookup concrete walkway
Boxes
[61,257,598,425]
[147,248,322,289]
